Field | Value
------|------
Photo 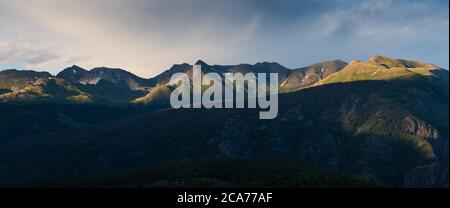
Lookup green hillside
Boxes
[0,69,52,91]
[0,78,92,104]
[131,84,173,107]
[316,55,443,86]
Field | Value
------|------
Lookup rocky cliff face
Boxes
[403,116,440,140]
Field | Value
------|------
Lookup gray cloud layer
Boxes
[0,0,448,77]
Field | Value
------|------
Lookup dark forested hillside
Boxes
[22,158,380,188]
[0,56,448,187]
[0,71,447,187]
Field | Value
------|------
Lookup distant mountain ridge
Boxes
[0,77,92,104]
[0,69,52,91]
[56,65,153,90]
[1,55,446,107]
[1,59,350,106]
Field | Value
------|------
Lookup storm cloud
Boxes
[0,0,448,77]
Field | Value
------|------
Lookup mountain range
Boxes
[0,58,350,105]
[0,55,448,187]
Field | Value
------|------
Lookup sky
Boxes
[0,0,448,77]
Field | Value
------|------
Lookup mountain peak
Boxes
[62,65,87,73]
[91,66,120,71]
[57,65,151,90]
[369,54,383,60]
[332,59,347,64]
[168,63,191,71]
[90,67,127,73]
[194,60,208,66]
[255,61,282,66]
[368,54,396,63]
[366,55,437,69]
[67,65,87,71]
